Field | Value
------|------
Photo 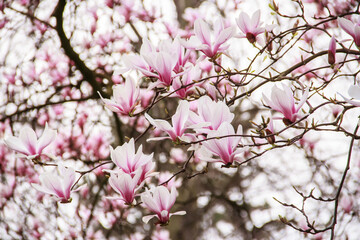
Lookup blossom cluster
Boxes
[2,0,360,239]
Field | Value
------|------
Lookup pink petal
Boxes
[251,10,261,29]
[141,192,161,213]
[236,12,251,33]
[19,126,38,155]
[145,113,173,132]
[354,25,360,46]
[4,136,29,155]
[171,100,190,136]
[295,88,309,112]
[214,27,235,49]
[338,18,355,37]
[37,123,57,154]
[180,36,202,50]
[194,19,211,46]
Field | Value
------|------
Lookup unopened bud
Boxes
[328,36,336,65]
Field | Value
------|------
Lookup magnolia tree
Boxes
[1,0,360,239]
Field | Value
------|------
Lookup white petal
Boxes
[170,211,186,216]
[142,214,157,224]
[348,85,360,99]
[4,136,29,155]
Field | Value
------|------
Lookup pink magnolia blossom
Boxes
[0,17,8,29]
[328,36,336,64]
[99,78,140,116]
[158,171,182,190]
[181,18,235,58]
[183,8,203,26]
[171,64,200,99]
[107,169,143,204]
[189,95,234,133]
[124,38,185,87]
[0,175,16,201]
[340,195,353,214]
[34,20,48,34]
[123,38,154,76]
[263,84,309,124]
[32,164,77,203]
[4,123,57,159]
[236,10,273,44]
[199,122,247,166]
[3,71,16,84]
[127,233,144,240]
[141,186,186,224]
[170,148,187,164]
[159,37,191,74]
[152,228,171,240]
[110,138,156,183]
[145,100,191,142]
[143,51,178,86]
[338,17,360,47]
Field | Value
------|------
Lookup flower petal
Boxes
[19,126,38,155]
[4,136,29,155]
[338,18,355,38]
[142,214,157,224]
[37,123,57,153]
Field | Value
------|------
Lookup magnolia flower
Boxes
[152,229,171,240]
[340,195,353,214]
[123,39,154,76]
[171,64,200,99]
[236,10,274,44]
[158,171,182,190]
[141,186,186,224]
[143,51,179,87]
[199,122,246,165]
[328,36,336,65]
[99,78,140,116]
[338,17,360,47]
[339,84,360,107]
[263,84,309,124]
[124,38,185,87]
[107,169,143,204]
[32,164,77,203]
[145,100,191,142]
[111,138,156,183]
[189,95,234,133]
[4,123,57,159]
[159,37,191,74]
[181,18,235,58]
